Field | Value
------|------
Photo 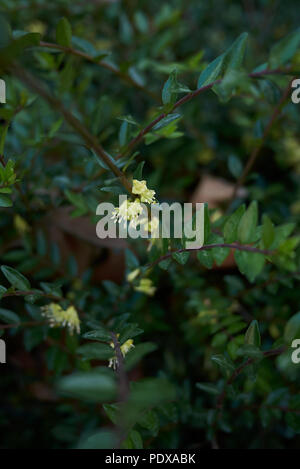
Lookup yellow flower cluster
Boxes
[111,198,143,227]
[134,278,156,296]
[108,338,135,370]
[132,179,156,204]
[14,214,30,235]
[41,303,80,334]
[111,179,156,226]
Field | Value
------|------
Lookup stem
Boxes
[10,63,133,194]
[117,67,297,160]
[230,78,294,202]
[0,320,46,329]
[39,41,159,102]
[110,332,129,403]
[216,346,286,412]
[211,345,286,448]
[3,290,61,301]
[110,332,130,448]
[147,242,272,270]
[2,290,85,316]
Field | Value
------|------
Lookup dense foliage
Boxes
[0,0,299,449]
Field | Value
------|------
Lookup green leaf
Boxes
[83,328,112,343]
[237,201,258,244]
[284,311,300,343]
[269,28,300,68]
[77,343,113,360]
[224,205,245,243]
[211,354,235,376]
[262,215,275,248]
[122,430,143,449]
[196,382,220,395]
[237,344,263,359]
[1,265,30,290]
[78,430,118,449]
[153,113,181,130]
[162,69,191,105]
[118,323,143,344]
[56,17,72,47]
[212,332,227,347]
[234,250,265,282]
[197,249,213,268]
[0,307,20,324]
[0,285,7,300]
[129,378,176,408]
[172,251,190,265]
[158,258,172,270]
[138,410,159,437]
[244,320,261,347]
[0,194,12,207]
[228,154,243,178]
[162,69,178,105]
[270,223,295,249]
[197,53,225,88]
[133,161,145,180]
[119,120,129,146]
[211,245,230,266]
[0,16,12,48]
[224,32,248,71]
[285,412,300,433]
[57,370,116,402]
[124,342,157,371]
[197,32,248,89]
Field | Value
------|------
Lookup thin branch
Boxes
[210,345,286,447]
[147,242,272,270]
[39,41,159,101]
[110,332,129,403]
[230,78,294,202]
[110,332,130,448]
[3,290,61,301]
[216,346,286,412]
[0,320,46,329]
[117,67,297,160]
[10,63,133,194]
[2,289,85,316]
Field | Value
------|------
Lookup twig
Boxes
[2,289,85,316]
[147,242,272,270]
[110,332,129,403]
[216,346,286,412]
[117,67,297,160]
[0,320,46,329]
[39,41,159,102]
[211,345,286,448]
[110,332,130,448]
[10,63,133,195]
[230,78,294,202]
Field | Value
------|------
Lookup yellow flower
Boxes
[134,278,156,296]
[14,214,30,235]
[26,21,46,35]
[132,179,156,204]
[127,268,140,282]
[41,303,80,334]
[108,338,134,369]
[112,199,143,226]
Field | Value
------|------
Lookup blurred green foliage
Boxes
[0,0,299,449]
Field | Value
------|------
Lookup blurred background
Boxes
[0,0,299,449]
